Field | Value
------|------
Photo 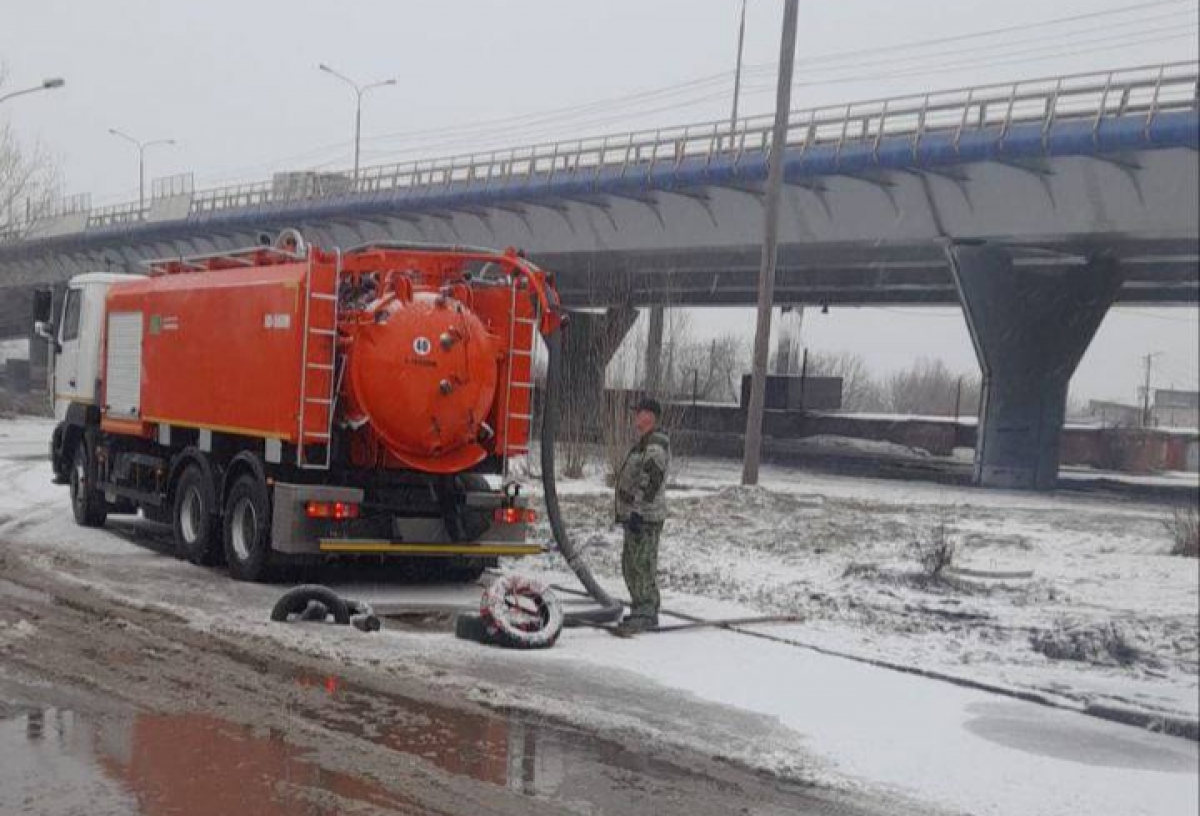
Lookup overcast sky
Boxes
[2,0,1197,404]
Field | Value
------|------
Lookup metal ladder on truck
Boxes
[500,278,539,483]
[296,251,342,470]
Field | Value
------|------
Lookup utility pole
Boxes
[742,0,799,485]
[1141,352,1163,428]
[730,0,748,142]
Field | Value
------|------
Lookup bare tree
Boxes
[806,350,886,412]
[0,70,61,238]
[884,358,980,417]
[671,334,747,404]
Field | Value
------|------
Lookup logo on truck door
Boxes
[149,315,179,335]
[413,337,432,356]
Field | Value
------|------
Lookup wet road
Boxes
[0,568,896,816]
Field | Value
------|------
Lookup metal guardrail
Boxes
[13,61,1200,237]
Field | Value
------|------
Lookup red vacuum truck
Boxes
[33,231,562,581]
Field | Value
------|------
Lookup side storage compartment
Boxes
[105,311,144,419]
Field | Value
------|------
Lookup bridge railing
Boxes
[10,61,1198,240]
[228,60,1199,205]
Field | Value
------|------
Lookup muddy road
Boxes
[0,558,901,816]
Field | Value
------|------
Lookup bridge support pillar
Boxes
[644,306,665,392]
[948,244,1122,491]
[555,307,638,440]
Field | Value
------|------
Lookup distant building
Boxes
[1085,399,1141,427]
[1153,389,1199,430]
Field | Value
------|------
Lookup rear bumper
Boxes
[317,540,545,557]
[269,481,537,557]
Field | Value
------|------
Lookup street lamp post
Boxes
[0,77,65,106]
[318,64,396,179]
[108,129,175,215]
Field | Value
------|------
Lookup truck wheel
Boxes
[69,442,107,528]
[173,465,222,566]
[223,473,274,582]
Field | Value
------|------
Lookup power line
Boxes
[357,8,1198,160]
[349,24,1197,169]
[742,0,1196,75]
[184,1,1197,190]
[741,9,1196,81]
[744,29,1197,97]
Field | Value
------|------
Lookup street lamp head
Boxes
[42,78,65,89]
[318,63,332,72]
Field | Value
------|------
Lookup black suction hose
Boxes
[540,329,624,627]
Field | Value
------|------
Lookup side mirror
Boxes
[34,321,61,354]
[32,289,53,324]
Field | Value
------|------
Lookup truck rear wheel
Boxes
[173,464,222,566]
[223,473,273,582]
[69,442,107,528]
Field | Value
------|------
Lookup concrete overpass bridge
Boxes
[1,61,1197,490]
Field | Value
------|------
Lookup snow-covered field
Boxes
[2,417,1197,816]
[517,453,1200,726]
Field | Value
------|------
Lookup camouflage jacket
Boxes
[614,429,671,524]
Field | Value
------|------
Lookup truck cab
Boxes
[36,273,142,423]
[35,273,142,485]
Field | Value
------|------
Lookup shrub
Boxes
[912,513,956,578]
[1165,504,1199,558]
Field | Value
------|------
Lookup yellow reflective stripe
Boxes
[142,416,290,441]
[318,541,543,556]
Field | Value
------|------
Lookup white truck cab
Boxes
[36,273,142,422]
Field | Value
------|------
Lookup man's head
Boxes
[632,397,662,437]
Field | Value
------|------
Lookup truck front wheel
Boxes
[173,465,222,566]
[223,474,273,582]
[69,442,107,528]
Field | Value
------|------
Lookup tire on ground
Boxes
[223,472,275,582]
[269,585,351,625]
[69,440,107,528]
[479,576,564,650]
[172,463,222,566]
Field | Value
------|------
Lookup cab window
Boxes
[61,289,82,343]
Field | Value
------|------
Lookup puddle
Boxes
[964,701,1199,773]
[0,674,830,816]
[0,705,416,816]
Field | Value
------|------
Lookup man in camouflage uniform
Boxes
[614,397,671,634]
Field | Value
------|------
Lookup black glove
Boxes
[627,513,644,534]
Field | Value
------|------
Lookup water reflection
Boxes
[0,667,825,816]
[0,680,724,816]
[1,706,413,816]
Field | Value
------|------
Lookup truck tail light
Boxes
[494,507,536,525]
[306,501,360,520]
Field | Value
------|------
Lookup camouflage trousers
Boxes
[621,521,663,622]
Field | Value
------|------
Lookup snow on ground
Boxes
[2,417,1198,816]
[513,452,1200,724]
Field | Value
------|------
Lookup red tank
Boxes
[103,240,561,476]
